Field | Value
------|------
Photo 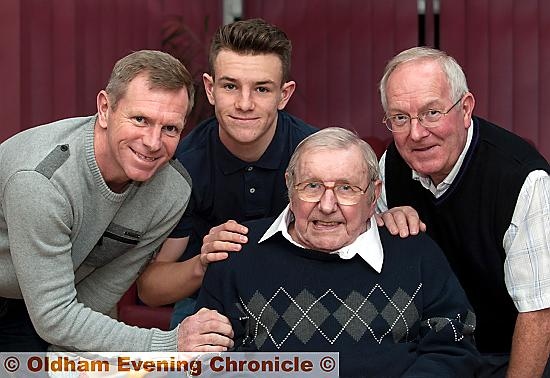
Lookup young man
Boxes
[0,50,232,352]
[137,19,317,326]
[377,47,550,377]
[196,128,480,377]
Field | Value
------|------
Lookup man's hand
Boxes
[375,206,426,238]
[200,220,248,270]
[177,308,234,352]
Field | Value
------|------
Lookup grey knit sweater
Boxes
[0,116,191,351]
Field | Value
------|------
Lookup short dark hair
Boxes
[209,18,292,84]
[106,50,195,117]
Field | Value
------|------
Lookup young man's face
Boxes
[288,146,380,252]
[95,73,189,192]
[385,59,474,185]
[203,50,295,156]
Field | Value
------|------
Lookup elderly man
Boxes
[0,50,232,352]
[377,47,550,377]
[196,127,480,377]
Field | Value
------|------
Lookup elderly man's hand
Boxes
[177,308,234,351]
[199,220,248,271]
[375,206,426,238]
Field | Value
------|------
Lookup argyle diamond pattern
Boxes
[238,284,427,349]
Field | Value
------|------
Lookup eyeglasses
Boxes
[383,97,463,133]
[293,181,368,206]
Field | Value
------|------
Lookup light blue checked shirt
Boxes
[377,124,550,313]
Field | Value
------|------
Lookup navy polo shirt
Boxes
[171,111,317,260]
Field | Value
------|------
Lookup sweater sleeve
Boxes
[196,259,232,314]
[196,259,248,348]
[3,171,180,351]
[403,244,481,377]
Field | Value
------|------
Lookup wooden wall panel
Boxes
[0,0,222,142]
[3,0,548,160]
[540,0,550,158]
[244,0,418,140]
[440,0,549,160]
[52,0,78,120]
[0,0,22,142]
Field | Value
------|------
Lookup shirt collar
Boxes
[412,119,474,197]
[259,205,384,273]
[215,111,287,174]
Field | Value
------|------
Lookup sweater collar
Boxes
[259,205,384,273]
[86,115,134,202]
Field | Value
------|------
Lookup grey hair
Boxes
[379,46,469,111]
[285,127,380,201]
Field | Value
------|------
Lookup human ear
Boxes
[203,73,215,106]
[372,179,382,203]
[96,90,110,129]
[461,92,476,128]
[277,81,296,110]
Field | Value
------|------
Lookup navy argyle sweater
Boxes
[196,218,480,377]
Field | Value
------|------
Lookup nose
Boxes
[142,126,162,151]
[235,89,254,111]
[318,187,338,214]
[409,117,430,141]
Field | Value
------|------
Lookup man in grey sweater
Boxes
[0,50,233,352]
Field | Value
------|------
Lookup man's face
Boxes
[385,60,474,185]
[95,73,189,191]
[288,146,379,252]
[203,50,295,155]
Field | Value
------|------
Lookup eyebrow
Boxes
[255,80,276,86]
[217,76,277,86]
[299,177,355,185]
[388,99,444,114]
[217,76,237,82]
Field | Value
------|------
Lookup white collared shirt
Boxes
[259,205,384,273]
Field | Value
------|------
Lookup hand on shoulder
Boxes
[200,220,249,271]
[375,206,426,238]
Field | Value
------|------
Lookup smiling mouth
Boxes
[230,116,260,121]
[313,221,342,228]
[132,149,158,162]
[414,145,436,152]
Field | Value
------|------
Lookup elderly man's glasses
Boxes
[293,181,368,206]
[383,97,463,133]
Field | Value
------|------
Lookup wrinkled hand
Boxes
[375,206,426,238]
[177,308,234,352]
[199,220,248,270]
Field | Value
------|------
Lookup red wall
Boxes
[245,0,417,142]
[1,0,548,160]
[245,0,549,159]
[0,0,221,142]
[439,0,550,160]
